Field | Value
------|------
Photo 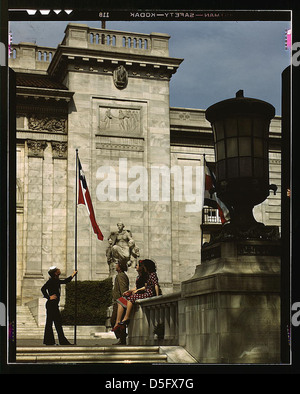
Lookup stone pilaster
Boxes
[22,140,47,303]
[51,144,68,275]
[146,79,172,287]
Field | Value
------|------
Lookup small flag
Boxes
[8,31,12,58]
[78,157,103,240]
[285,29,291,50]
[204,161,230,224]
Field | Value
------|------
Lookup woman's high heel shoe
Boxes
[119,319,130,326]
[111,325,121,332]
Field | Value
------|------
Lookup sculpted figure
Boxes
[106,238,115,276]
[107,223,139,270]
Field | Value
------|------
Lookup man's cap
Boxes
[48,266,58,275]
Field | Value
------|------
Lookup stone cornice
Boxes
[48,45,183,81]
[170,107,282,148]
[16,86,74,102]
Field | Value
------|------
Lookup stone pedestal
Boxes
[181,237,281,363]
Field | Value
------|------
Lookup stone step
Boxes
[16,346,168,363]
[17,325,74,332]
[17,308,37,324]
[17,305,97,339]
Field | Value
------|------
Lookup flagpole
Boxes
[74,149,78,345]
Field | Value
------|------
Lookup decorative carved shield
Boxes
[113,65,128,89]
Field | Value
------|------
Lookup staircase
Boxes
[16,305,168,363]
[17,305,73,339]
[16,345,168,363]
[17,305,44,338]
[16,305,197,364]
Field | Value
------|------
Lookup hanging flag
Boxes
[78,157,104,240]
[204,161,230,224]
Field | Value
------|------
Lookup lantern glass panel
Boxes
[239,157,253,177]
[226,137,238,158]
[227,158,239,178]
[215,121,224,141]
[216,140,225,160]
[212,124,217,144]
[239,137,252,156]
[253,138,263,157]
[217,160,226,180]
[253,118,265,137]
[225,118,238,137]
[253,158,264,177]
[237,117,252,136]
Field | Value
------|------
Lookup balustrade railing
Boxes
[128,292,180,346]
[10,25,170,71]
[36,48,54,62]
[202,207,222,224]
[10,44,55,62]
[88,28,150,52]
[9,44,55,71]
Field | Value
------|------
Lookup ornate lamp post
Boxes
[181,91,281,364]
[205,90,278,239]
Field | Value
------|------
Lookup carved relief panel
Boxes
[99,106,141,136]
[28,114,67,133]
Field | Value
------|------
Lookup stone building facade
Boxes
[10,23,282,305]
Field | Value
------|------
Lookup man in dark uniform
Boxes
[111,261,129,345]
[41,266,77,345]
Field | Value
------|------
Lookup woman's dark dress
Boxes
[126,272,159,303]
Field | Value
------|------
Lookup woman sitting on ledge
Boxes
[113,259,160,329]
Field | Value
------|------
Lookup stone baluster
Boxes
[170,303,176,341]
[144,307,150,340]
[164,303,171,341]
[149,306,156,344]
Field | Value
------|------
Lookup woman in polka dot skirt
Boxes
[113,259,160,329]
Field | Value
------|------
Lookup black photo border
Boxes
[1,0,300,380]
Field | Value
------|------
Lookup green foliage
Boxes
[61,278,113,325]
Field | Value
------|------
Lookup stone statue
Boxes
[106,238,115,276]
[106,222,140,273]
